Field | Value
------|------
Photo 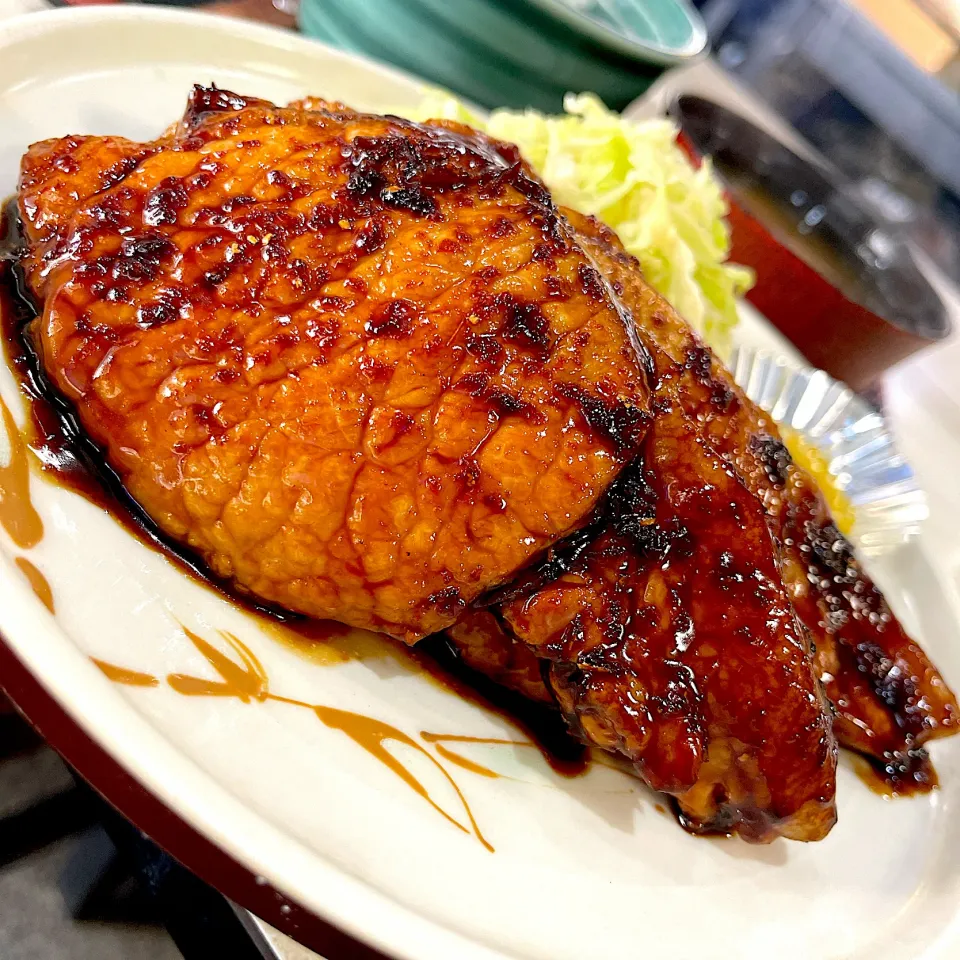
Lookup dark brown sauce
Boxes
[14,556,54,613]
[410,635,589,778]
[0,219,44,550]
[0,243,588,780]
[852,752,939,799]
[1,259,117,515]
[267,615,589,777]
[261,614,588,776]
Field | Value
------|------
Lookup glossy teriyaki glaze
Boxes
[449,209,957,840]
[1,250,589,779]
[17,86,652,641]
[570,212,958,783]
[496,404,838,842]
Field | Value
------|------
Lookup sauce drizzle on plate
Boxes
[0,393,43,549]
[93,626,496,851]
[14,555,54,613]
[92,659,161,688]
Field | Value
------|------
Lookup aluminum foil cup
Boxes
[730,346,927,557]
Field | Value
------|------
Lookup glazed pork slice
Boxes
[450,211,957,828]
[455,403,839,843]
[569,210,957,782]
[16,87,651,641]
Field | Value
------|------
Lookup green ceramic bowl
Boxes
[298,0,707,112]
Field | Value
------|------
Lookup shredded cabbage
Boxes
[400,92,753,354]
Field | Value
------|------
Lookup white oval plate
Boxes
[2,9,960,960]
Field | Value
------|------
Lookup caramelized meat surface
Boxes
[570,211,957,776]
[17,88,650,640]
[474,405,838,842]
[445,609,554,705]
[451,213,956,836]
